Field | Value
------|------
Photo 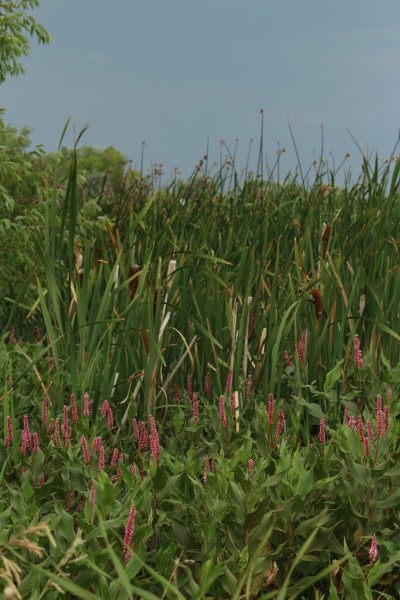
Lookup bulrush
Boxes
[319,419,325,445]
[248,458,254,479]
[369,534,378,563]
[81,435,90,465]
[5,416,13,447]
[192,392,199,425]
[41,396,48,426]
[219,395,227,429]
[376,394,384,438]
[353,334,363,369]
[268,393,275,427]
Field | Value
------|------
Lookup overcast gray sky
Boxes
[2,0,400,181]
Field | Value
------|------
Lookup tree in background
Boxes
[0,0,50,84]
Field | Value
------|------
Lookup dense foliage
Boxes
[1,127,400,598]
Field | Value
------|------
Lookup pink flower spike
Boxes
[21,430,28,455]
[248,458,254,479]
[384,405,389,433]
[219,395,227,429]
[71,394,78,425]
[38,473,45,487]
[225,369,233,394]
[298,330,307,364]
[343,406,349,425]
[131,463,137,477]
[107,405,114,430]
[387,387,393,402]
[353,334,363,369]
[283,351,294,368]
[90,480,96,511]
[23,415,32,449]
[193,392,199,425]
[41,397,48,425]
[377,394,384,438]
[139,421,149,452]
[357,415,364,442]
[363,436,370,459]
[268,393,275,427]
[99,445,105,470]
[6,416,13,443]
[100,400,110,417]
[110,448,119,468]
[369,534,378,563]
[274,410,285,442]
[123,506,137,564]
[205,372,211,398]
[33,432,39,454]
[93,436,102,453]
[174,384,181,404]
[367,419,374,440]
[319,418,325,446]
[348,416,356,429]
[81,435,90,465]
[246,374,253,398]
[186,375,192,399]
[83,392,91,417]
[149,416,161,463]
[47,418,55,433]
[61,405,71,442]
[132,418,140,442]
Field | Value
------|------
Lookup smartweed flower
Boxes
[298,330,307,364]
[283,351,294,368]
[246,374,253,398]
[174,384,181,403]
[268,393,275,427]
[93,436,102,453]
[193,392,199,425]
[353,334,363,369]
[90,480,96,511]
[33,432,39,454]
[376,394,384,438]
[81,435,90,465]
[71,394,79,425]
[110,448,119,468]
[54,418,61,447]
[61,405,71,442]
[5,416,13,447]
[149,415,161,463]
[387,387,393,402]
[41,396,48,426]
[23,415,32,449]
[101,400,110,417]
[225,369,233,394]
[274,410,285,442]
[219,395,227,429]
[107,405,114,430]
[83,392,92,417]
[123,506,137,564]
[99,445,105,470]
[132,418,140,442]
[357,415,364,442]
[319,418,325,445]
[248,458,254,479]
[38,473,45,487]
[384,405,389,433]
[363,436,370,459]
[367,419,374,440]
[139,421,149,451]
[131,463,137,477]
[203,456,211,484]
[205,372,211,398]
[369,534,378,563]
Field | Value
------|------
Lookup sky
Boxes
[1,0,400,182]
